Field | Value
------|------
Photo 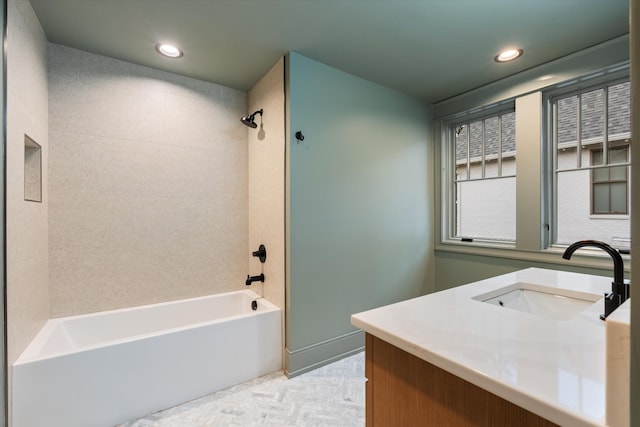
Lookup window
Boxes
[591,145,629,215]
[552,79,631,245]
[448,109,516,242]
[439,65,631,257]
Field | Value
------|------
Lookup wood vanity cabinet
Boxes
[364,333,559,427]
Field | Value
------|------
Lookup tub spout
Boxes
[246,274,265,286]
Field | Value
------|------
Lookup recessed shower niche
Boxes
[24,135,42,202]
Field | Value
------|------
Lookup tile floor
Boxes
[118,352,365,427]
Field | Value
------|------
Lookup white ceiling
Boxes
[29,0,630,103]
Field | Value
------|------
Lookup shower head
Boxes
[240,109,263,128]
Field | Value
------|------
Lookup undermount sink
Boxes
[472,282,602,321]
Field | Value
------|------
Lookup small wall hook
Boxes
[295,131,305,142]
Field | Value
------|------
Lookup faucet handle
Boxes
[614,280,631,302]
[600,292,618,320]
[252,244,267,263]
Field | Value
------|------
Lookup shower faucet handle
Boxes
[252,244,267,263]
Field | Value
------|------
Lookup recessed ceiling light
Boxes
[155,43,183,58]
[494,48,523,63]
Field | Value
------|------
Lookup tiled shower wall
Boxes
[7,0,49,366]
[48,44,249,317]
[248,58,285,311]
[248,58,286,354]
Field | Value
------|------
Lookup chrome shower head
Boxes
[240,109,263,128]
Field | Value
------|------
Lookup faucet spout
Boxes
[562,239,628,320]
[562,240,624,285]
[245,273,265,286]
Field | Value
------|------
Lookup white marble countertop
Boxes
[605,298,631,427]
[351,267,613,427]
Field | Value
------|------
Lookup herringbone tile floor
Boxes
[119,352,365,427]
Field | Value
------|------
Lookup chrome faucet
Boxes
[562,240,629,320]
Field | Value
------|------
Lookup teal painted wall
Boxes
[286,52,433,369]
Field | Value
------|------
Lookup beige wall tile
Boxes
[247,58,285,310]
[247,58,286,356]
[6,0,50,366]
[48,44,249,317]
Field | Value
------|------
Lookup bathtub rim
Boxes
[15,289,279,365]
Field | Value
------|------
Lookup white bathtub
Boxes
[12,290,282,427]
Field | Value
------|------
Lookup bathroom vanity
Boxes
[351,268,613,427]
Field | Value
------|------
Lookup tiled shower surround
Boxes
[47,44,249,317]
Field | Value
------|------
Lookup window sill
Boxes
[435,240,630,273]
[588,214,629,220]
